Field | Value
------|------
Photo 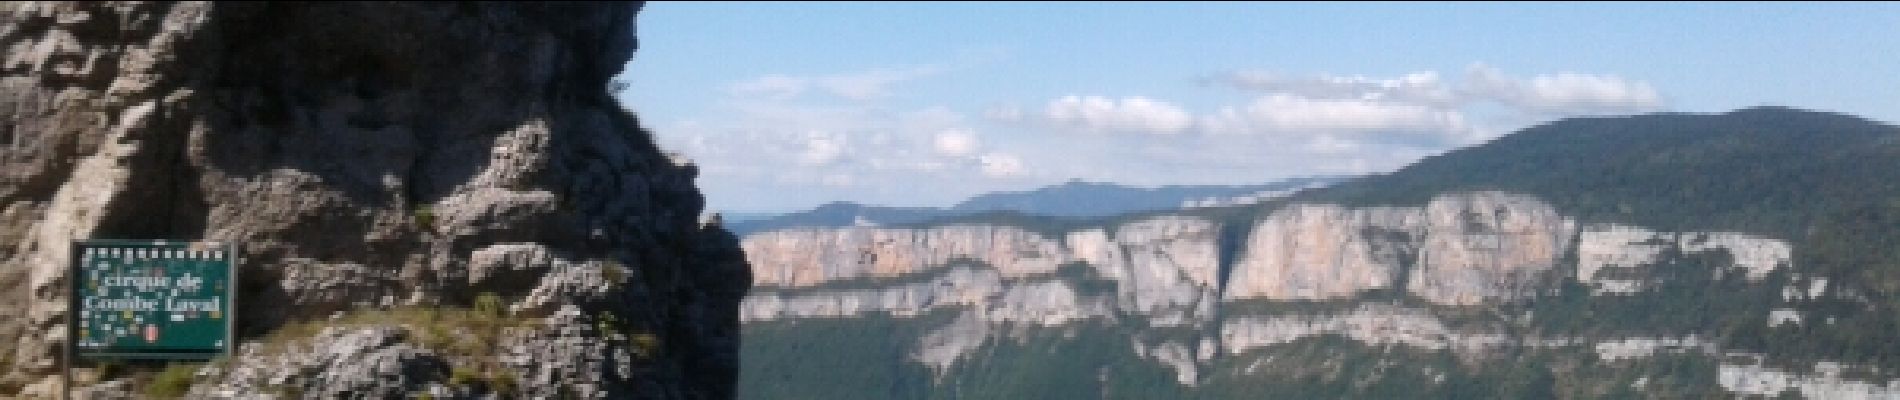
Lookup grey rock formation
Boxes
[743,266,1008,321]
[1577,223,1794,295]
[1219,304,1522,356]
[1223,204,1415,300]
[741,215,1218,326]
[195,327,449,399]
[1,2,750,398]
[1226,191,1575,305]
[738,190,1807,385]
[1718,362,1900,400]
[1072,216,1222,326]
[744,224,1069,287]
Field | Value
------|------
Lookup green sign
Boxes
[69,240,235,360]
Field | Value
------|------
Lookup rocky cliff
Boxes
[737,190,1900,398]
[742,191,1758,320]
[744,215,1220,327]
[1,2,750,398]
[1225,191,1575,305]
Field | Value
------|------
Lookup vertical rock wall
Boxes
[1,2,750,398]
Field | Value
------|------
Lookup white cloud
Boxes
[1211,71,1458,106]
[979,152,1024,177]
[664,61,1674,212]
[660,63,1032,210]
[984,105,1026,122]
[817,66,944,100]
[796,132,847,166]
[820,173,855,187]
[727,74,807,99]
[1304,134,1361,154]
[1210,64,1664,117]
[1464,64,1663,114]
[1201,94,1467,135]
[933,129,980,156]
[725,65,944,101]
[1042,95,1195,134]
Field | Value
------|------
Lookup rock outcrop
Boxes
[1577,223,1793,295]
[745,224,1068,287]
[195,327,451,399]
[1223,204,1416,301]
[741,215,1219,325]
[739,190,1811,390]
[1219,304,1533,356]
[1,2,750,398]
[1226,191,1575,305]
[1067,216,1222,326]
[1719,362,1900,400]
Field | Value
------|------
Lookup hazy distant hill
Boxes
[952,177,1340,216]
[738,107,1900,399]
[725,177,1341,234]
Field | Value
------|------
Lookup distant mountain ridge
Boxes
[725,176,1343,234]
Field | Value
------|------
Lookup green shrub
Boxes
[473,292,504,319]
[630,332,661,359]
[450,367,481,386]
[273,385,304,398]
[602,261,627,287]
[93,360,123,380]
[144,363,199,399]
[490,370,518,395]
[413,206,436,231]
[595,311,619,334]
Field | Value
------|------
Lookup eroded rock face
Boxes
[1,2,750,398]
[1225,191,1575,305]
[1219,304,1519,355]
[1718,362,1900,400]
[1576,223,1794,295]
[1224,204,1414,301]
[194,327,450,399]
[741,215,1220,325]
[1409,192,1576,305]
[739,189,1820,394]
[1082,216,1223,326]
[744,224,1068,287]
[741,216,1219,375]
[742,266,1009,321]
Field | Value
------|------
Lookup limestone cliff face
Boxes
[1222,204,1415,301]
[1067,216,1222,326]
[745,224,1066,287]
[0,2,750,398]
[739,190,1821,390]
[1576,223,1793,295]
[744,191,1795,317]
[1224,191,1575,305]
[741,215,1218,325]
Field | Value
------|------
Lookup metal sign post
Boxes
[66,240,237,396]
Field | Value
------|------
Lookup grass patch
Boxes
[629,332,662,360]
[473,292,504,319]
[602,261,627,288]
[413,206,436,232]
[595,310,662,360]
[144,362,199,399]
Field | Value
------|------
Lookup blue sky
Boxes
[616,1,1900,213]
